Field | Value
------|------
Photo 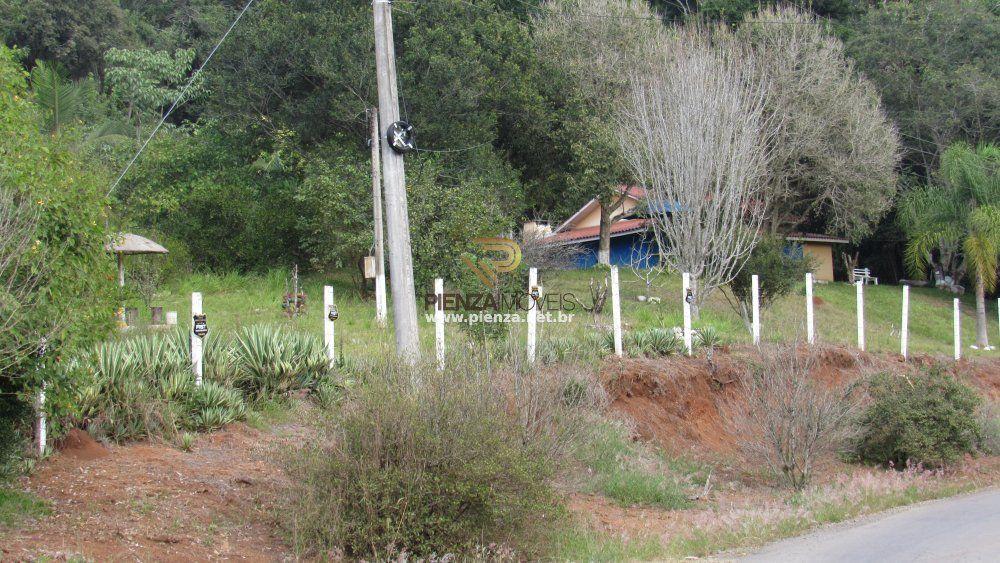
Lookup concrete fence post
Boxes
[682,272,693,356]
[610,266,623,357]
[751,274,760,346]
[435,278,445,371]
[805,273,815,344]
[856,281,865,352]
[191,292,203,385]
[527,267,538,364]
[901,285,909,359]
[954,298,961,361]
[324,286,335,364]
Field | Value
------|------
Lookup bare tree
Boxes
[723,347,860,490]
[0,182,47,370]
[737,6,900,241]
[534,0,665,264]
[628,233,663,300]
[615,26,774,315]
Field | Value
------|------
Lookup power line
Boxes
[106,0,259,198]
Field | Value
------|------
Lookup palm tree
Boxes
[901,142,1000,349]
[29,61,88,135]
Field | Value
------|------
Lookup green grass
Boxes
[545,521,666,561]
[127,267,999,361]
[578,421,692,510]
[0,487,49,528]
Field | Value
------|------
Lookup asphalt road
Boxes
[741,488,1000,562]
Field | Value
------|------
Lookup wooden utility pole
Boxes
[373,0,420,360]
[369,109,388,327]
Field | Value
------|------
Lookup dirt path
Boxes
[0,414,311,562]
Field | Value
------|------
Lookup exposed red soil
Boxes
[56,429,109,461]
[0,418,309,562]
[604,345,1000,455]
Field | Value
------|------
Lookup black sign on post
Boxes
[328,306,339,322]
[193,314,208,338]
[685,289,695,305]
[386,121,416,154]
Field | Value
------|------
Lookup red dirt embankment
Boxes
[603,346,1000,455]
[1,422,302,562]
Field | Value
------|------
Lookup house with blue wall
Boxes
[542,186,659,269]
[541,186,848,280]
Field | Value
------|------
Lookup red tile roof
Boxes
[546,218,650,244]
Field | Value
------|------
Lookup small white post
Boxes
[901,285,910,359]
[805,273,815,344]
[435,278,445,370]
[375,271,387,327]
[324,285,335,364]
[527,267,538,364]
[751,274,760,346]
[682,272,693,356]
[953,298,961,361]
[35,382,46,456]
[191,292,203,385]
[856,281,865,351]
[610,266,623,357]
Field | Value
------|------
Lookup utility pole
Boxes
[369,108,388,327]
[373,0,420,360]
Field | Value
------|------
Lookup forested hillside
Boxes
[1,0,995,279]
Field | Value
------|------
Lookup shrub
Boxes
[723,348,859,489]
[228,325,329,402]
[285,359,603,557]
[855,367,984,467]
[728,236,812,322]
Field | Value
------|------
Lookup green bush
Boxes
[285,359,581,557]
[855,367,984,467]
[729,236,812,318]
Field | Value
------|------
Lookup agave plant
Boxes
[230,325,329,401]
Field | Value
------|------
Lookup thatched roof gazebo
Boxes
[106,233,168,287]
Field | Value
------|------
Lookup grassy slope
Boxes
[136,268,998,360]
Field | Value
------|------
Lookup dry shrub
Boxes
[285,357,605,558]
[723,347,859,489]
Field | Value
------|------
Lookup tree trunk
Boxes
[975,272,990,348]
[598,202,612,265]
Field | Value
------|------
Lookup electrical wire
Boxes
[106,0,259,197]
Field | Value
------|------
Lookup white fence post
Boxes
[35,382,46,456]
[435,278,445,370]
[191,292,203,385]
[527,267,538,364]
[324,285,336,364]
[805,273,815,344]
[682,272,693,356]
[751,274,760,346]
[953,298,961,361]
[901,285,909,359]
[856,281,865,352]
[611,266,623,357]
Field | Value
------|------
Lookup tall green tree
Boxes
[0,46,116,457]
[846,0,999,176]
[901,143,1000,349]
[0,0,133,78]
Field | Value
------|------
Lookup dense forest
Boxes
[1,0,995,280]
